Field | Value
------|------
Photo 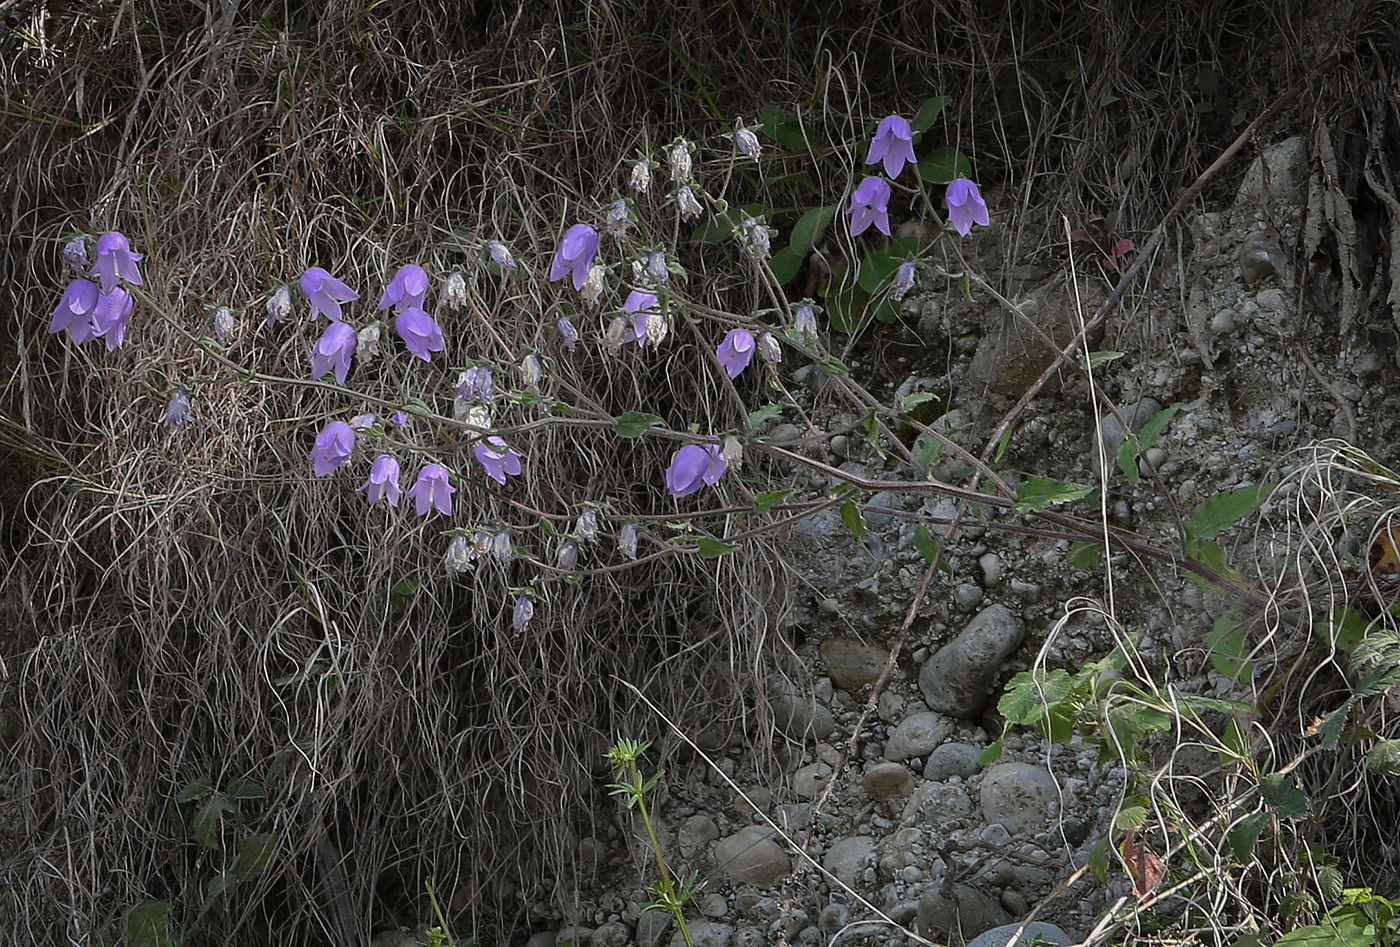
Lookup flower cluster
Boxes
[48,232,143,350]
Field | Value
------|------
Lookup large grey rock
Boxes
[900,782,973,827]
[771,692,835,743]
[884,711,954,760]
[966,275,1105,399]
[670,920,733,947]
[819,638,888,691]
[590,922,630,947]
[916,884,1012,942]
[979,762,1059,833]
[822,836,877,888]
[862,762,914,800]
[792,761,832,800]
[924,743,984,781]
[713,826,790,887]
[919,605,1025,718]
[965,921,1072,947]
[678,814,720,857]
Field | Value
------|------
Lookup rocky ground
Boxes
[369,132,1400,947]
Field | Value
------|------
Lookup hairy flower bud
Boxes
[512,592,534,630]
[759,332,782,364]
[619,522,639,560]
[63,236,89,274]
[445,534,474,574]
[349,413,377,431]
[576,508,599,542]
[556,540,579,571]
[521,353,543,389]
[722,435,744,471]
[266,284,293,326]
[356,322,381,361]
[441,271,469,310]
[556,316,579,350]
[485,240,517,271]
[646,249,670,285]
[212,306,235,343]
[629,159,652,193]
[741,217,773,260]
[676,186,703,221]
[605,199,632,237]
[163,388,192,430]
[604,315,630,355]
[644,310,669,346]
[793,301,819,342]
[735,126,761,161]
[494,529,514,563]
[580,264,606,307]
[668,139,693,183]
[465,404,491,431]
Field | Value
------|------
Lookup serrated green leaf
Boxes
[748,403,788,429]
[1114,805,1148,831]
[909,96,952,133]
[614,412,664,438]
[1185,482,1274,541]
[998,669,1078,726]
[1260,772,1309,820]
[695,537,740,558]
[1068,542,1102,569]
[1318,701,1354,750]
[1228,810,1270,861]
[125,900,176,947]
[898,391,941,412]
[912,525,939,564]
[754,489,794,514]
[916,436,946,470]
[1366,739,1400,775]
[1319,865,1346,902]
[225,777,265,800]
[233,832,278,879]
[918,147,973,184]
[840,500,867,540]
[176,775,215,804]
[1014,477,1093,512]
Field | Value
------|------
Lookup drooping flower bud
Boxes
[646,250,670,285]
[265,284,293,326]
[485,240,517,271]
[668,139,693,183]
[163,388,192,430]
[619,522,639,560]
[644,310,669,346]
[793,300,819,342]
[63,236,90,274]
[556,540,579,571]
[722,435,744,471]
[604,315,631,355]
[576,508,599,542]
[512,592,534,630]
[556,317,579,350]
[445,534,474,574]
[891,259,917,300]
[629,159,652,193]
[605,199,632,237]
[580,264,606,307]
[741,217,773,260]
[349,413,377,431]
[212,306,235,343]
[676,186,703,221]
[759,332,782,364]
[493,529,514,563]
[441,271,469,309]
[465,404,491,431]
[735,126,762,161]
[521,353,543,389]
[356,322,381,362]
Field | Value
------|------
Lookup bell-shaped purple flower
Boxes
[49,279,100,340]
[866,115,917,179]
[164,388,193,429]
[847,177,892,237]
[92,287,134,350]
[549,224,600,291]
[91,231,144,295]
[716,328,756,378]
[457,364,496,403]
[395,306,445,362]
[622,290,660,344]
[474,437,523,485]
[299,266,360,322]
[512,592,535,630]
[390,411,409,426]
[309,321,358,385]
[408,463,457,516]
[556,316,579,350]
[63,236,90,274]
[945,178,991,237]
[310,421,356,477]
[665,444,728,498]
[358,454,402,507]
[378,263,429,312]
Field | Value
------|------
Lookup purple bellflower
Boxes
[63,236,89,274]
[390,411,409,426]
[847,177,892,237]
[164,388,193,429]
[556,316,579,350]
[474,437,523,485]
[549,224,600,291]
[300,266,360,322]
[945,178,991,237]
[49,279,100,341]
[359,454,403,507]
[92,287,134,350]
[622,291,660,344]
[310,421,356,477]
[92,231,144,295]
[378,263,429,312]
[310,321,357,384]
[408,464,457,516]
[716,328,757,378]
[395,306,445,362]
[457,364,496,403]
[866,115,917,179]
[512,592,535,630]
[665,444,728,498]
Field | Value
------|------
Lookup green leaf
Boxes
[1118,407,1179,484]
[1206,612,1254,680]
[1260,772,1309,820]
[1087,837,1111,883]
[1272,924,1349,947]
[909,96,952,133]
[695,537,740,558]
[176,775,215,804]
[1366,739,1400,775]
[840,499,867,541]
[918,147,973,185]
[614,412,664,438]
[748,403,788,428]
[915,436,945,470]
[820,356,850,377]
[1317,606,1372,654]
[897,391,941,412]
[125,900,176,947]
[1228,810,1270,861]
[754,489,794,514]
[993,423,1015,464]
[768,245,804,284]
[403,397,434,418]
[1068,542,1102,569]
[786,205,837,259]
[1098,92,1121,106]
[857,250,899,293]
[759,105,815,151]
[1014,477,1093,512]
[233,832,279,879]
[205,870,238,904]
[1114,805,1148,831]
[192,795,235,849]
[978,737,1004,766]
[912,525,939,564]
[1185,482,1274,541]
[1319,865,1346,903]
[1081,350,1125,370]
[225,777,265,800]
